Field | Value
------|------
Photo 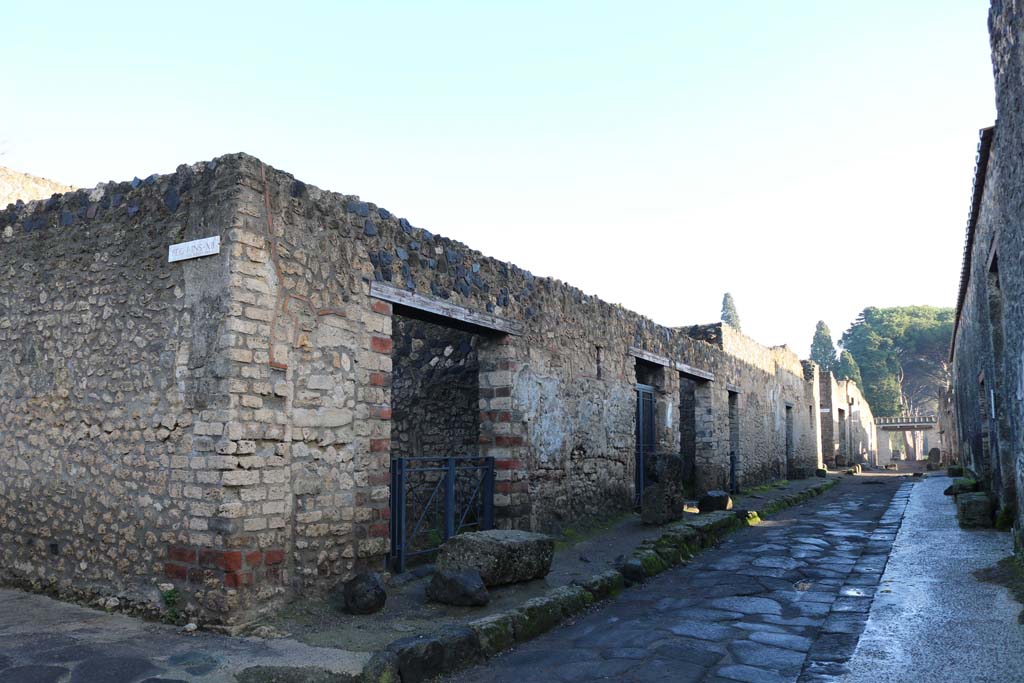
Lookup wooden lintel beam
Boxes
[629,346,715,381]
[370,282,524,336]
[675,361,715,382]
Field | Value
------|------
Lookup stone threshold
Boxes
[244,476,842,683]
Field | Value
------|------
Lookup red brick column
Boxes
[478,335,532,529]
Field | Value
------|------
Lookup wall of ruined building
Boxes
[950,0,1024,525]
[818,373,875,468]
[232,155,837,592]
[714,328,822,485]
[0,159,286,625]
[842,379,875,464]
[1,150,863,622]
[390,315,480,459]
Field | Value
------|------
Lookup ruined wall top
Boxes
[3,150,825,387]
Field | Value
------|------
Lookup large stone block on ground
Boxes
[944,478,979,497]
[331,572,386,614]
[698,490,733,512]
[436,530,554,586]
[426,569,489,606]
[641,482,686,525]
[957,492,994,528]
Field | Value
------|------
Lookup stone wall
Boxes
[1,151,860,625]
[0,166,73,208]
[390,315,480,459]
[819,373,875,468]
[0,160,287,624]
[950,0,1024,532]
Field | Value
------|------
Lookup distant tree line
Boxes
[807,306,953,417]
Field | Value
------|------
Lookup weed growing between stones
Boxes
[162,588,181,625]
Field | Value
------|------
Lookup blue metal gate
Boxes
[389,455,495,573]
[635,384,656,505]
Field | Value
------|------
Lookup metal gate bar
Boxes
[636,384,656,505]
[389,455,495,573]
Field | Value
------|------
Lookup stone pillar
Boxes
[692,380,716,493]
[876,427,892,465]
[478,334,532,530]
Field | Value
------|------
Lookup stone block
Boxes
[333,572,386,614]
[575,569,624,601]
[436,625,484,674]
[944,478,979,497]
[698,489,732,512]
[641,482,685,525]
[468,612,516,657]
[426,569,489,607]
[435,530,554,586]
[957,492,994,528]
[388,635,444,683]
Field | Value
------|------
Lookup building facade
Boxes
[1,153,845,625]
[950,1,1024,547]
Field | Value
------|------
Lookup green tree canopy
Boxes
[840,306,954,417]
[721,292,741,331]
[836,350,863,388]
[810,321,838,374]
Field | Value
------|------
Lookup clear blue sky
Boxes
[2,1,995,354]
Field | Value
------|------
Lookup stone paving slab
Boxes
[0,589,369,682]
[445,474,913,683]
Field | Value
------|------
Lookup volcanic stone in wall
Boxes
[391,315,480,458]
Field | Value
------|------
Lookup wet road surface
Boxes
[840,474,1024,683]
[447,475,912,683]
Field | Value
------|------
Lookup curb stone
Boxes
[270,477,841,682]
[368,478,841,682]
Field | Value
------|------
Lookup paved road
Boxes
[0,590,367,683]
[447,475,912,683]
[841,474,1024,683]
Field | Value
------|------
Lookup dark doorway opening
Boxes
[728,390,739,493]
[389,309,493,572]
[785,404,794,478]
[988,256,1014,503]
[634,359,664,505]
[837,408,847,467]
[635,383,656,505]
[679,377,698,496]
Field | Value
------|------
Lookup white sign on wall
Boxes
[168,236,221,263]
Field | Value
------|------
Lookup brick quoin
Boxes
[372,300,392,315]
[370,405,392,420]
[495,435,524,447]
[199,549,243,572]
[370,438,390,452]
[495,459,523,470]
[370,335,393,353]
[369,522,389,538]
[223,571,254,588]
[265,549,285,566]
[167,545,196,563]
[245,550,264,568]
[164,563,187,580]
[369,371,389,387]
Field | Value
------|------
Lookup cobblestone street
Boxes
[447,475,911,683]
